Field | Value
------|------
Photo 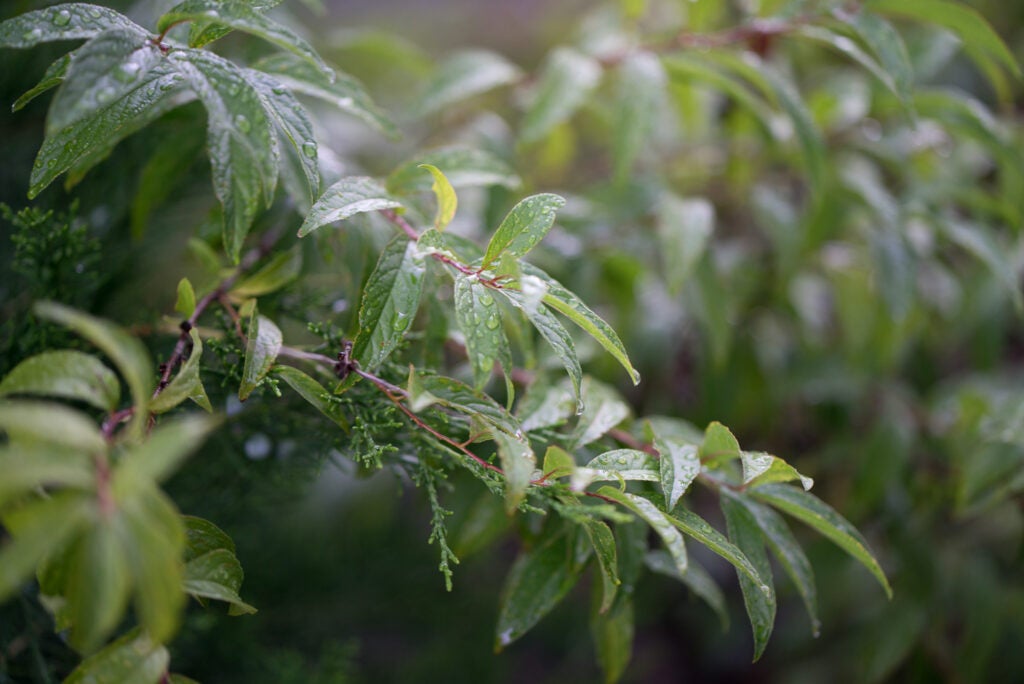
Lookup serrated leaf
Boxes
[274,365,349,429]
[419,164,457,231]
[656,194,713,295]
[572,449,659,492]
[742,451,814,491]
[492,430,535,513]
[13,52,71,112]
[64,629,168,684]
[0,492,94,603]
[244,68,320,205]
[482,193,564,268]
[387,147,520,195]
[521,47,601,144]
[699,420,741,466]
[720,494,775,661]
[239,308,282,400]
[297,176,401,237]
[670,508,768,593]
[47,27,159,135]
[590,592,633,684]
[175,277,197,318]
[611,51,665,182]
[0,399,105,453]
[416,49,521,117]
[183,515,235,562]
[114,414,218,489]
[151,329,213,414]
[454,274,510,390]
[0,350,119,411]
[573,378,631,448]
[184,548,256,614]
[351,236,425,372]
[0,443,94,507]
[255,52,398,138]
[158,0,332,80]
[65,522,131,653]
[752,483,892,598]
[408,371,522,438]
[656,438,700,512]
[0,4,141,49]
[495,531,582,650]
[583,520,619,614]
[231,245,302,298]
[597,487,688,577]
[645,550,728,630]
[520,263,640,385]
[168,49,277,262]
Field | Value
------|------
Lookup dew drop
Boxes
[22,28,42,42]
[391,312,409,331]
[485,314,500,330]
[301,140,317,158]
[89,8,102,18]
[227,84,240,97]
[234,114,251,133]
[52,9,72,26]
[95,87,115,104]
[115,60,142,83]
[479,293,494,306]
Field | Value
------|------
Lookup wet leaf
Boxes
[0,350,119,411]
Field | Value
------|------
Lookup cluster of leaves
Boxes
[1,0,1021,681]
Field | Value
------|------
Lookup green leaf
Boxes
[590,593,633,684]
[65,522,131,653]
[611,51,665,182]
[655,194,714,295]
[0,492,94,603]
[839,10,915,105]
[274,366,349,429]
[669,508,768,593]
[0,442,95,506]
[158,0,333,80]
[520,263,640,385]
[387,147,520,195]
[492,429,535,513]
[239,307,282,400]
[572,449,658,491]
[797,25,903,103]
[867,0,1021,79]
[255,52,398,139]
[655,438,700,512]
[724,492,820,637]
[453,493,510,557]
[752,483,892,598]
[645,551,728,629]
[168,49,277,262]
[13,52,71,112]
[407,371,522,438]
[131,122,206,238]
[416,49,521,117]
[741,451,814,491]
[64,629,168,684]
[297,176,401,237]
[351,236,426,372]
[495,531,582,650]
[583,520,619,614]
[244,69,320,205]
[0,4,141,49]
[597,487,688,577]
[521,47,602,144]
[0,399,105,453]
[184,548,257,614]
[231,245,303,298]
[419,164,458,231]
[151,328,213,414]
[541,445,576,480]
[572,378,631,448]
[454,274,510,390]
[699,420,741,466]
[720,493,775,661]
[183,515,235,562]
[175,277,197,318]
[939,217,1023,312]
[482,193,565,268]
[114,414,218,488]
[47,27,159,136]
[0,350,119,411]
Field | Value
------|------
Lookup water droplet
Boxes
[22,28,42,42]
[52,9,71,26]
[485,314,500,330]
[205,9,220,18]
[115,60,142,83]
[272,85,287,95]
[301,141,317,158]
[227,84,240,97]
[479,293,494,306]
[617,457,628,466]
[392,312,409,331]
[234,114,251,133]
[95,87,115,104]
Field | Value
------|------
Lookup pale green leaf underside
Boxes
[298,176,401,237]
[0,349,119,411]
[492,430,535,512]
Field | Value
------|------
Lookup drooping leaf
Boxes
[482,193,565,268]
[492,429,535,512]
[699,420,741,466]
[158,0,333,80]
[231,245,303,298]
[114,414,219,487]
[521,47,602,144]
[590,592,633,684]
[720,493,776,661]
[598,487,688,577]
[655,437,701,512]
[184,0,286,48]
[351,236,426,372]
[454,274,510,390]
[840,9,915,105]
[184,548,257,615]
[387,147,520,195]
[63,629,169,684]
[238,309,282,401]
[65,522,131,653]
[741,451,814,491]
[151,328,213,414]
[645,550,728,629]
[611,51,666,182]
[752,483,892,598]
[0,399,105,453]
[419,163,457,231]
[416,49,521,117]
[0,350,119,411]
[297,176,401,237]
[669,508,768,592]
[572,378,631,448]
[407,371,522,438]
[0,4,141,49]
[274,366,349,429]
[13,52,72,112]
[583,520,619,614]
[655,194,714,295]
[495,531,583,650]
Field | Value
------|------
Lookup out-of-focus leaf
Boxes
[274,366,349,429]
[482,193,565,268]
[151,328,213,414]
[239,307,282,400]
[656,194,714,295]
[840,10,914,105]
[114,414,218,488]
[0,4,141,49]
[387,147,520,195]
[416,49,521,117]
[184,548,257,615]
[419,164,457,231]
[611,51,665,182]
[521,47,602,144]
[598,487,688,577]
[64,629,168,684]
[583,520,619,613]
[0,443,94,506]
[797,26,902,104]
[0,399,105,453]
[231,246,303,298]
[752,483,892,598]
[454,274,510,390]
[492,429,535,513]
[453,492,509,557]
[645,550,728,629]
[297,176,401,237]
[590,592,633,684]
[721,493,776,661]
[0,350,119,411]
[741,451,814,491]
[131,123,206,238]
[65,522,130,653]
[939,217,1022,311]
[13,52,71,111]
[351,236,425,372]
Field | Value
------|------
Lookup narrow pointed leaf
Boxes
[611,51,666,181]
[656,194,714,295]
[0,443,94,506]
[645,551,728,629]
[231,245,303,298]
[0,350,119,411]
[175,277,197,318]
[752,483,892,598]
[742,451,814,491]
[0,399,105,453]
[66,523,131,653]
[492,430,535,512]
[598,487,688,576]
[840,10,914,104]
[274,366,349,428]
[417,49,521,117]
[158,0,333,80]
[583,520,619,613]
[573,378,631,448]
[656,438,700,511]
[720,494,776,661]
[797,26,901,101]
[669,508,768,593]
[387,147,520,195]
[351,236,426,372]
[115,414,218,487]
[407,372,522,438]
[13,53,71,112]
[0,4,140,49]
[454,274,510,390]
[298,176,401,237]
[419,164,457,231]
[482,193,565,268]
[64,629,168,684]
[590,593,633,684]
[239,309,282,400]
[699,420,741,466]
[521,47,602,144]
[184,548,257,614]
[151,329,213,414]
